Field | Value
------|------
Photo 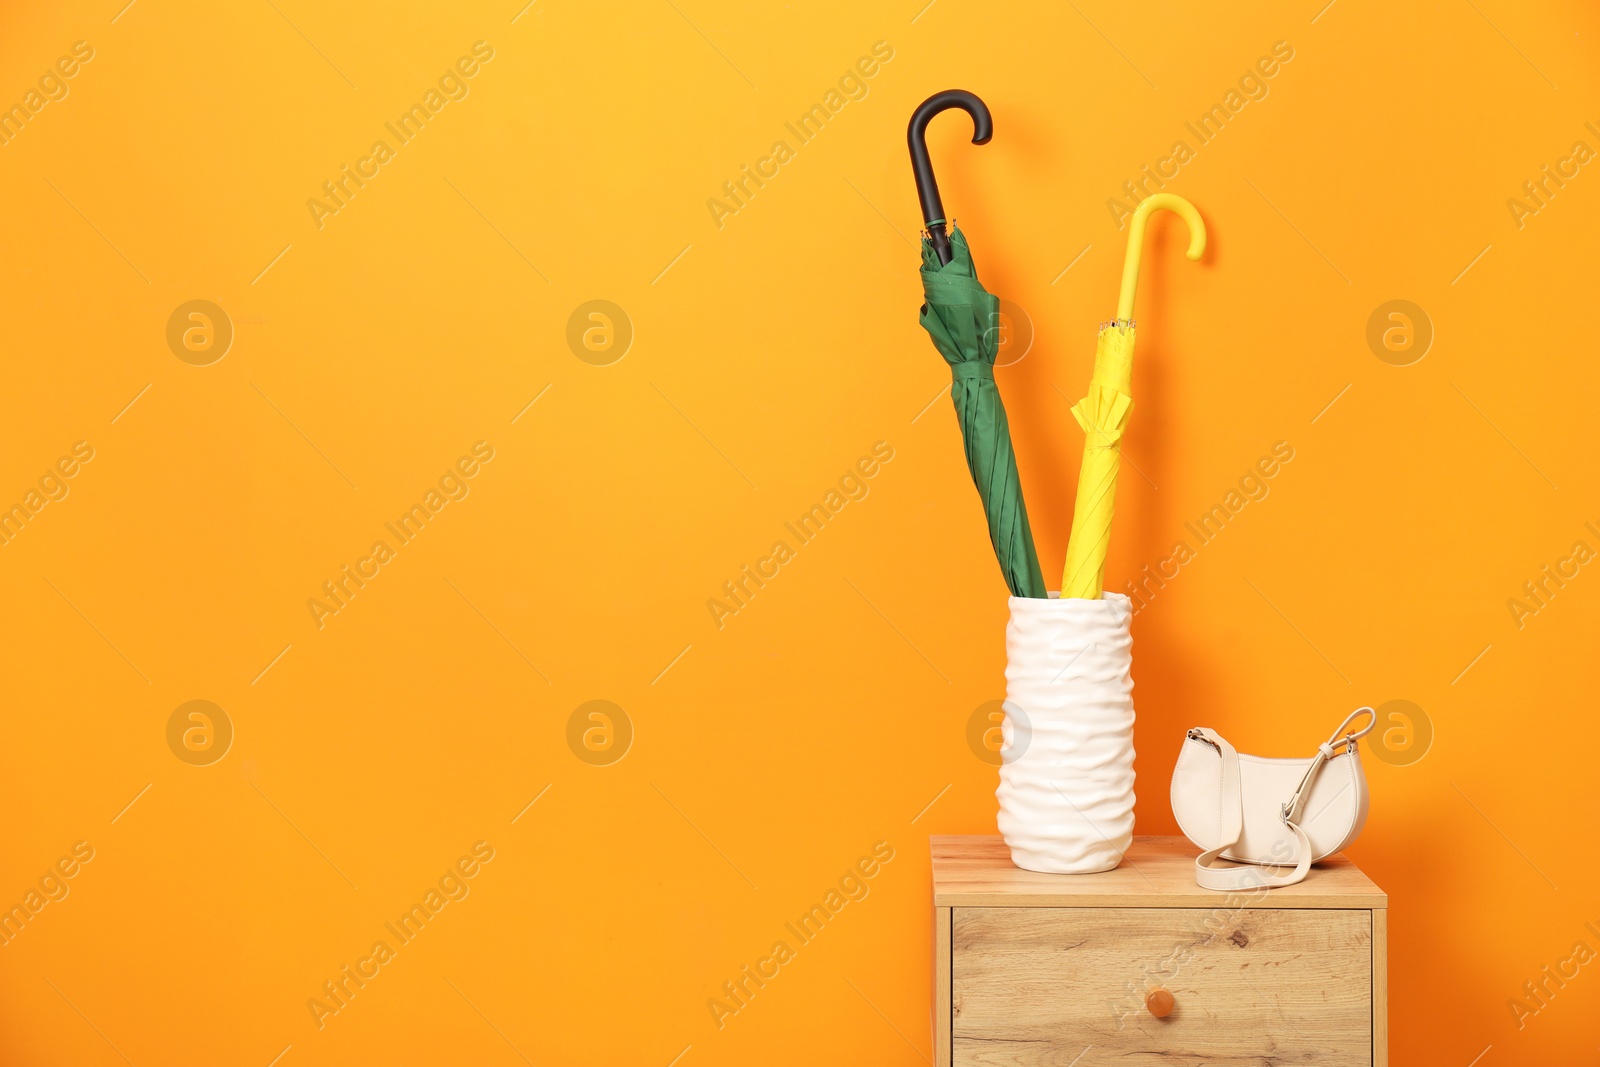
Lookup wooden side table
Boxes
[932,835,1387,1066]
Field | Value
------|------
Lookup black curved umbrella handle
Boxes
[908,90,993,265]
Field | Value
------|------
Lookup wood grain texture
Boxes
[1374,908,1388,1067]
[935,906,951,1067]
[952,906,1373,1066]
[933,834,1387,908]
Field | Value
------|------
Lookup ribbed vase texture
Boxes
[996,592,1136,873]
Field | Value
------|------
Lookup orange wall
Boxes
[2,1,1597,1064]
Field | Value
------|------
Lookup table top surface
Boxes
[932,835,1386,909]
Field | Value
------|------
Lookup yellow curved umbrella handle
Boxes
[1116,193,1206,322]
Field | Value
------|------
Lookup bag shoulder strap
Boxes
[1192,708,1375,892]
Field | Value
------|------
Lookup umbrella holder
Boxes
[995,592,1136,873]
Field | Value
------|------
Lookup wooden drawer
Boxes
[932,836,1387,1067]
[953,906,1373,1066]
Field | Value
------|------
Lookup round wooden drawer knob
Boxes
[1146,988,1175,1018]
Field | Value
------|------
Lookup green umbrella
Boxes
[911,91,1046,599]
[918,227,1046,598]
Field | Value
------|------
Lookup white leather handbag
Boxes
[1170,707,1375,890]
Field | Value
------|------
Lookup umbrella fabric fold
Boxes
[1060,323,1135,600]
[919,226,1047,600]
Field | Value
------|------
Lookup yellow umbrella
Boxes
[1060,193,1205,599]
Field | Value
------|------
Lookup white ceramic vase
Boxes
[996,592,1136,873]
